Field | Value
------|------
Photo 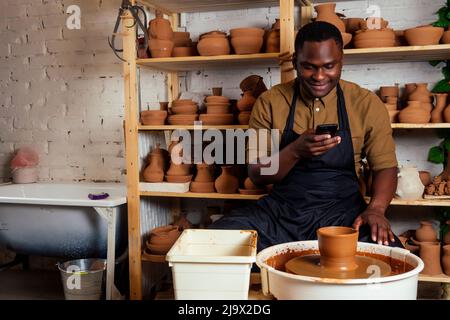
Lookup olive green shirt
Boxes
[248,79,398,174]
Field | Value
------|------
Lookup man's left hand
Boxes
[352,208,395,246]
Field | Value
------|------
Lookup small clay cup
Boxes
[317,226,358,271]
[212,87,222,96]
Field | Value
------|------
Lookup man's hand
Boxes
[352,208,395,245]
[291,129,341,159]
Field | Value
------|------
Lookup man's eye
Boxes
[303,65,313,70]
[324,64,335,69]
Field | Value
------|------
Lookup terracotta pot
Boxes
[341,32,352,47]
[354,38,395,48]
[231,36,264,54]
[419,243,443,276]
[317,226,358,271]
[443,245,450,276]
[401,83,417,104]
[355,28,395,41]
[148,11,173,40]
[444,103,450,123]
[173,32,191,47]
[172,99,195,106]
[143,153,164,182]
[197,37,230,56]
[380,85,399,99]
[238,111,251,125]
[244,177,259,190]
[272,18,280,30]
[345,18,365,34]
[230,28,265,38]
[167,162,191,176]
[194,163,215,182]
[395,166,425,200]
[237,91,256,110]
[385,103,397,111]
[314,3,345,33]
[171,104,198,114]
[167,114,198,125]
[404,26,444,46]
[266,29,280,53]
[359,17,389,30]
[148,39,174,58]
[385,96,398,104]
[172,46,196,57]
[206,95,229,104]
[150,225,181,245]
[416,221,438,242]
[240,75,267,98]
[398,100,430,123]
[212,87,222,96]
[409,83,431,103]
[444,221,450,245]
[206,105,230,114]
[214,166,239,194]
[442,30,450,44]
[165,174,192,183]
[418,171,432,186]
[199,114,234,125]
[190,181,215,193]
[388,110,399,123]
[159,102,169,111]
[140,110,167,125]
[431,93,448,123]
[200,31,227,39]
[147,242,173,255]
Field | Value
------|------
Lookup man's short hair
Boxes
[295,21,343,51]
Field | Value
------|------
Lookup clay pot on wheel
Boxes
[317,226,358,271]
[214,166,239,194]
[415,221,438,242]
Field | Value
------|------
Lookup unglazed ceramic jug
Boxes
[395,166,425,200]
[314,3,345,32]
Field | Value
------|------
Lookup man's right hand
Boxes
[291,129,341,159]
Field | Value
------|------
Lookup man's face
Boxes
[293,39,343,98]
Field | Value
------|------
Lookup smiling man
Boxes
[211,21,402,250]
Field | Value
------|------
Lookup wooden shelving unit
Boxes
[419,274,450,284]
[391,123,450,129]
[140,191,263,200]
[139,124,249,130]
[139,0,279,13]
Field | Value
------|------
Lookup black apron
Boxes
[211,80,402,251]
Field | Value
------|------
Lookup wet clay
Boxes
[266,249,414,278]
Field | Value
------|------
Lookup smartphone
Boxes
[315,123,338,137]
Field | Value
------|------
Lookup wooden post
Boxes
[280,0,295,83]
[122,9,142,300]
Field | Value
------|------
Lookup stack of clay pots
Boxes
[398,83,432,123]
[236,91,255,125]
[167,99,199,125]
[379,85,399,123]
[144,225,181,260]
[165,139,192,183]
[314,3,352,48]
[190,163,215,193]
[197,31,230,56]
[140,102,168,125]
[230,28,265,54]
[142,144,167,183]
[352,18,394,49]
[238,177,266,195]
[200,88,234,125]
[404,25,445,46]
[266,19,280,53]
[172,31,197,57]
[148,11,174,58]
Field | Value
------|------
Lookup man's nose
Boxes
[312,68,326,82]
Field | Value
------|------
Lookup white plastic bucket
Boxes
[256,241,424,300]
[166,229,257,300]
[57,258,106,300]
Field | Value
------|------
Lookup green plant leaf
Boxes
[443,65,450,80]
[444,137,450,151]
[429,60,443,67]
[432,79,450,93]
[428,146,445,163]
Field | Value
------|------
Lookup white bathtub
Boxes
[0,182,127,258]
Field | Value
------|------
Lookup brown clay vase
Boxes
[401,83,417,106]
[317,226,358,271]
[431,93,448,123]
[148,11,173,40]
[444,220,450,245]
[214,166,239,194]
[237,91,256,111]
[398,101,430,123]
[409,83,431,103]
[443,245,450,276]
[194,163,214,182]
[415,221,438,242]
[167,161,191,176]
[197,37,230,56]
[314,3,345,33]
[150,225,181,245]
[419,243,443,276]
[266,29,280,53]
[143,153,164,182]
[244,177,259,190]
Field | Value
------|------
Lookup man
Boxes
[211,21,402,251]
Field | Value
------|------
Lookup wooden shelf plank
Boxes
[139,124,249,130]
[140,191,264,200]
[343,45,450,65]
[391,123,450,129]
[419,274,450,283]
[138,0,279,13]
[136,53,280,71]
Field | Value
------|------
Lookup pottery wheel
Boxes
[285,255,391,279]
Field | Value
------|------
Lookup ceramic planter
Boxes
[398,101,430,123]
[404,26,444,46]
[415,221,437,242]
[395,166,425,200]
[214,166,239,194]
[197,37,230,56]
[419,243,443,276]
[148,11,174,40]
[148,39,174,58]
[231,36,264,54]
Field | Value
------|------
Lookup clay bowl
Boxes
[206,95,229,104]
[148,39,174,58]
[142,249,167,263]
[197,37,230,56]
[149,226,181,245]
[173,37,192,48]
[442,30,450,44]
[230,28,265,38]
[200,30,227,39]
[167,114,198,125]
[172,46,196,57]
[238,188,265,195]
[341,32,352,47]
[165,174,193,183]
[151,224,180,236]
[172,99,195,106]
[231,36,264,54]
[317,226,359,271]
[238,111,251,125]
[140,110,167,125]
[388,110,399,123]
[404,26,444,46]
[147,242,173,255]
[354,29,395,41]
[206,105,230,114]
[171,104,198,114]
[199,113,234,125]
[190,181,215,193]
[354,38,395,48]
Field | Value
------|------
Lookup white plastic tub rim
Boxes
[256,240,424,298]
